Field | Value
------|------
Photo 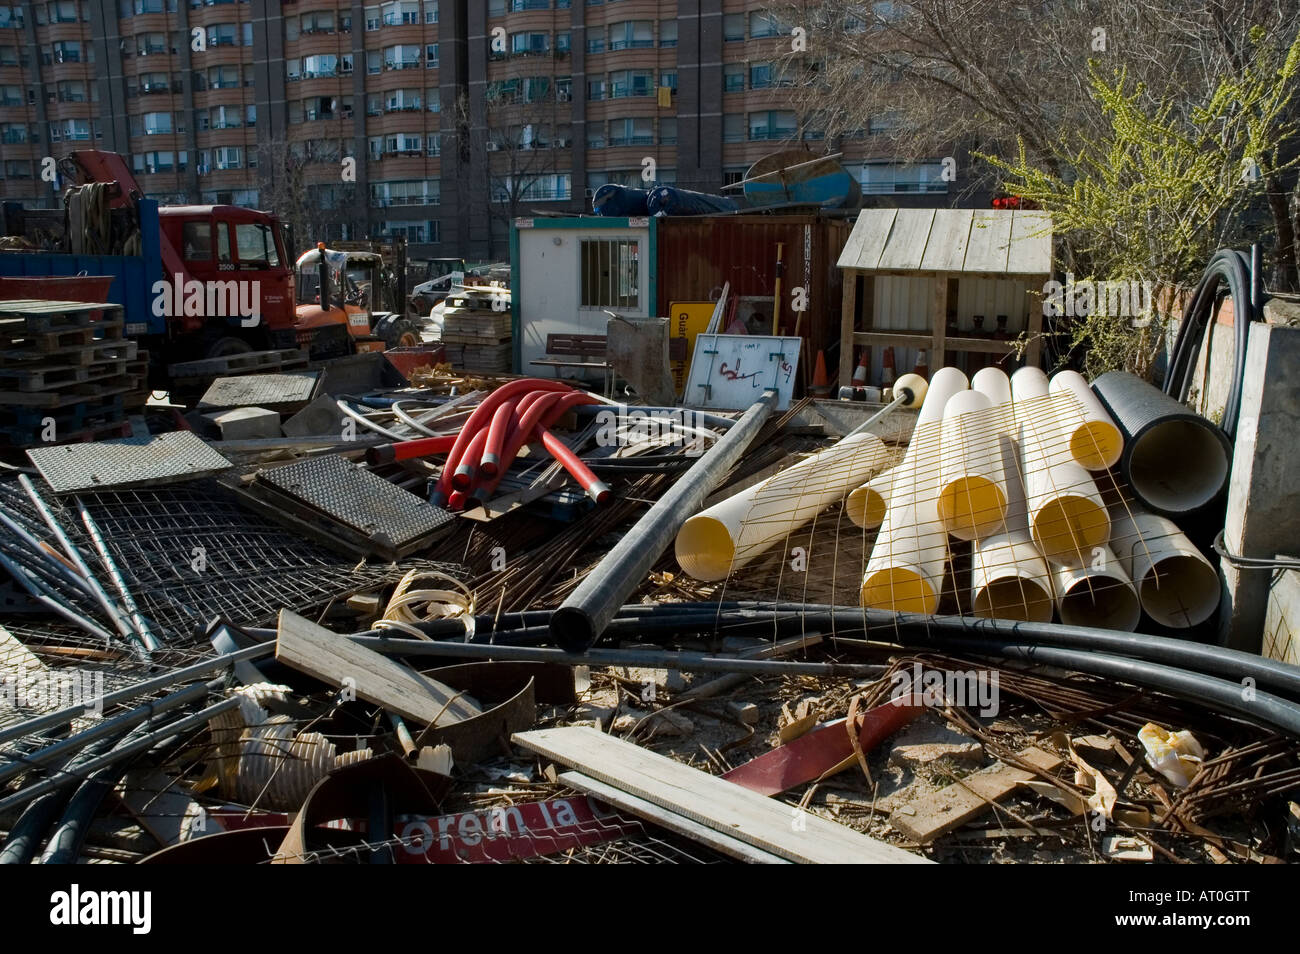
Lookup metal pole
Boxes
[75,498,161,654]
[0,697,240,815]
[18,475,138,642]
[350,634,885,678]
[0,641,273,748]
[550,390,777,651]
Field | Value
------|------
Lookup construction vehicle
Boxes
[0,150,366,370]
[294,244,422,355]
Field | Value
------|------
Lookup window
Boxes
[609,21,653,50]
[379,219,438,243]
[136,150,175,173]
[425,88,440,111]
[511,32,549,55]
[586,34,604,54]
[723,63,744,93]
[214,145,242,169]
[659,117,677,145]
[723,167,746,187]
[586,78,605,101]
[208,65,240,89]
[425,43,438,67]
[142,111,173,135]
[426,133,440,156]
[0,122,28,144]
[368,135,383,159]
[722,113,745,143]
[581,239,639,309]
[660,19,677,47]
[56,80,87,103]
[586,124,605,149]
[556,32,570,52]
[48,1,77,24]
[0,6,24,27]
[207,23,238,47]
[723,14,744,41]
[235,223,280,266]
[556,76,572,102]
[381,0,420,24]
[366,50,381,74]
[424,1,438,23]
[609,70,652,98]
[749,11,783,38]
[51,40,83,63]
[0,86,21,107]
[511,0,548,9]
[608,117,652,147]
[750,62,772,89]
[209,105,242,129]
[523,76,550,103]
[364,5,380,30]
[659,71,677,93]
[384,132,423,155]
[370,180,438,207]
[299,11,336,34]
[384,44,421,69]
[748,110,795,141]
[385,88,421,111]
[302,54,343,78]
[182,222,212,261]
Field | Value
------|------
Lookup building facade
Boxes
[0,0,950,260]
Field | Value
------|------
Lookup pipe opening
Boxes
[862,566,937,614]
[938,476,1007,541]
[674,515,736,582]
[973,577,1054,623]
[1070,420,1123,471]
[1129,420,1229,512]
[550,606,598,653]
[1058,577,1141,631]
[846,485,887,529]
[1032,495,1110,564]
[1138,555,1221,628]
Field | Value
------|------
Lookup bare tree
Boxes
[255,136,366,256]
[770,0,1300,286]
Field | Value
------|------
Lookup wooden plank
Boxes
[514,726,929,864]
[1007,211,1053,275]
[836,208,896,271]
[918,209,974,273]
[838,270,858,387]
[276,610,481,727]
[559,771,792,864]
[931,275,948,369]
[877,209,935,272]
[890,746,1063,844]
[963,210,1014,273]
[853,330,934,348]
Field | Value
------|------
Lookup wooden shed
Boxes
[836,209,1053,386]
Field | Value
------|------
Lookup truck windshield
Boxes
[235,223,281,268]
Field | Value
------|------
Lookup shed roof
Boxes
[837,208,1052,276]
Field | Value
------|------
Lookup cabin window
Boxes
[580,238,639,310]
[182,221,212,260]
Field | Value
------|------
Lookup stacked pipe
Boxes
[368,378,612,510]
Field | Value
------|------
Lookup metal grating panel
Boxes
[257,455,453,548]
[26,431,232,494]
[199,372,320,409]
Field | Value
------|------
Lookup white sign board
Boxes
[683,334,802,411]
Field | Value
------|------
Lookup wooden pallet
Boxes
[443,314,512,339]
[0,373,140,408]
[0,336,137,367]
[167,347,310,379]
[0,299,124,332]
[0,394,127,447]
[0,320,126,354]
[0,357,132,393]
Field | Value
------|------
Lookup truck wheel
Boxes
[380,318,422,350]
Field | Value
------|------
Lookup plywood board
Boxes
[514,726,929,864]
[276,610,481,727]
[1007,211,1053,275]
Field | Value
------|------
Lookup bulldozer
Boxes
[294,244,422,358]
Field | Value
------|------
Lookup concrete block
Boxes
[203,406,281,441]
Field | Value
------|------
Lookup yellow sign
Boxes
[669,301,716,396]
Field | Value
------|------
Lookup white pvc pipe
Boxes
[1052,545,1141,631]
[861,368,968,613]
[1048,370,1124,471]
[676,430,891,581]
[937,389,1007,541]
[1012,368,1110,567]
[1109,507,1220,628]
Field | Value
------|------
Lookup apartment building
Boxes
[0,0,950,260]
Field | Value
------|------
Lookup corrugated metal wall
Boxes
[655,215,852,378]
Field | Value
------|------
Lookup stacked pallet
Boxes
[441,288,512,372]
[0,299,142,447]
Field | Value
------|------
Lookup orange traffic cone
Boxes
[881,347,896,387]
[811,350,830,396]
[852,347,870,385]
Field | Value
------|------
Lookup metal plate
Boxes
[684,334,801,411]
[26,431,233,494]
[256,455,452,548]
[198,372,320,410]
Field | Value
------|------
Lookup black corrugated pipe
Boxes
[363,602,1300,703]
[549,390,778,651]
[1092,371,1232,515]
[1163,248,1260,441]
[0,734,125,866]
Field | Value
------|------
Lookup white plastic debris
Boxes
[1138,722,1205,788]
